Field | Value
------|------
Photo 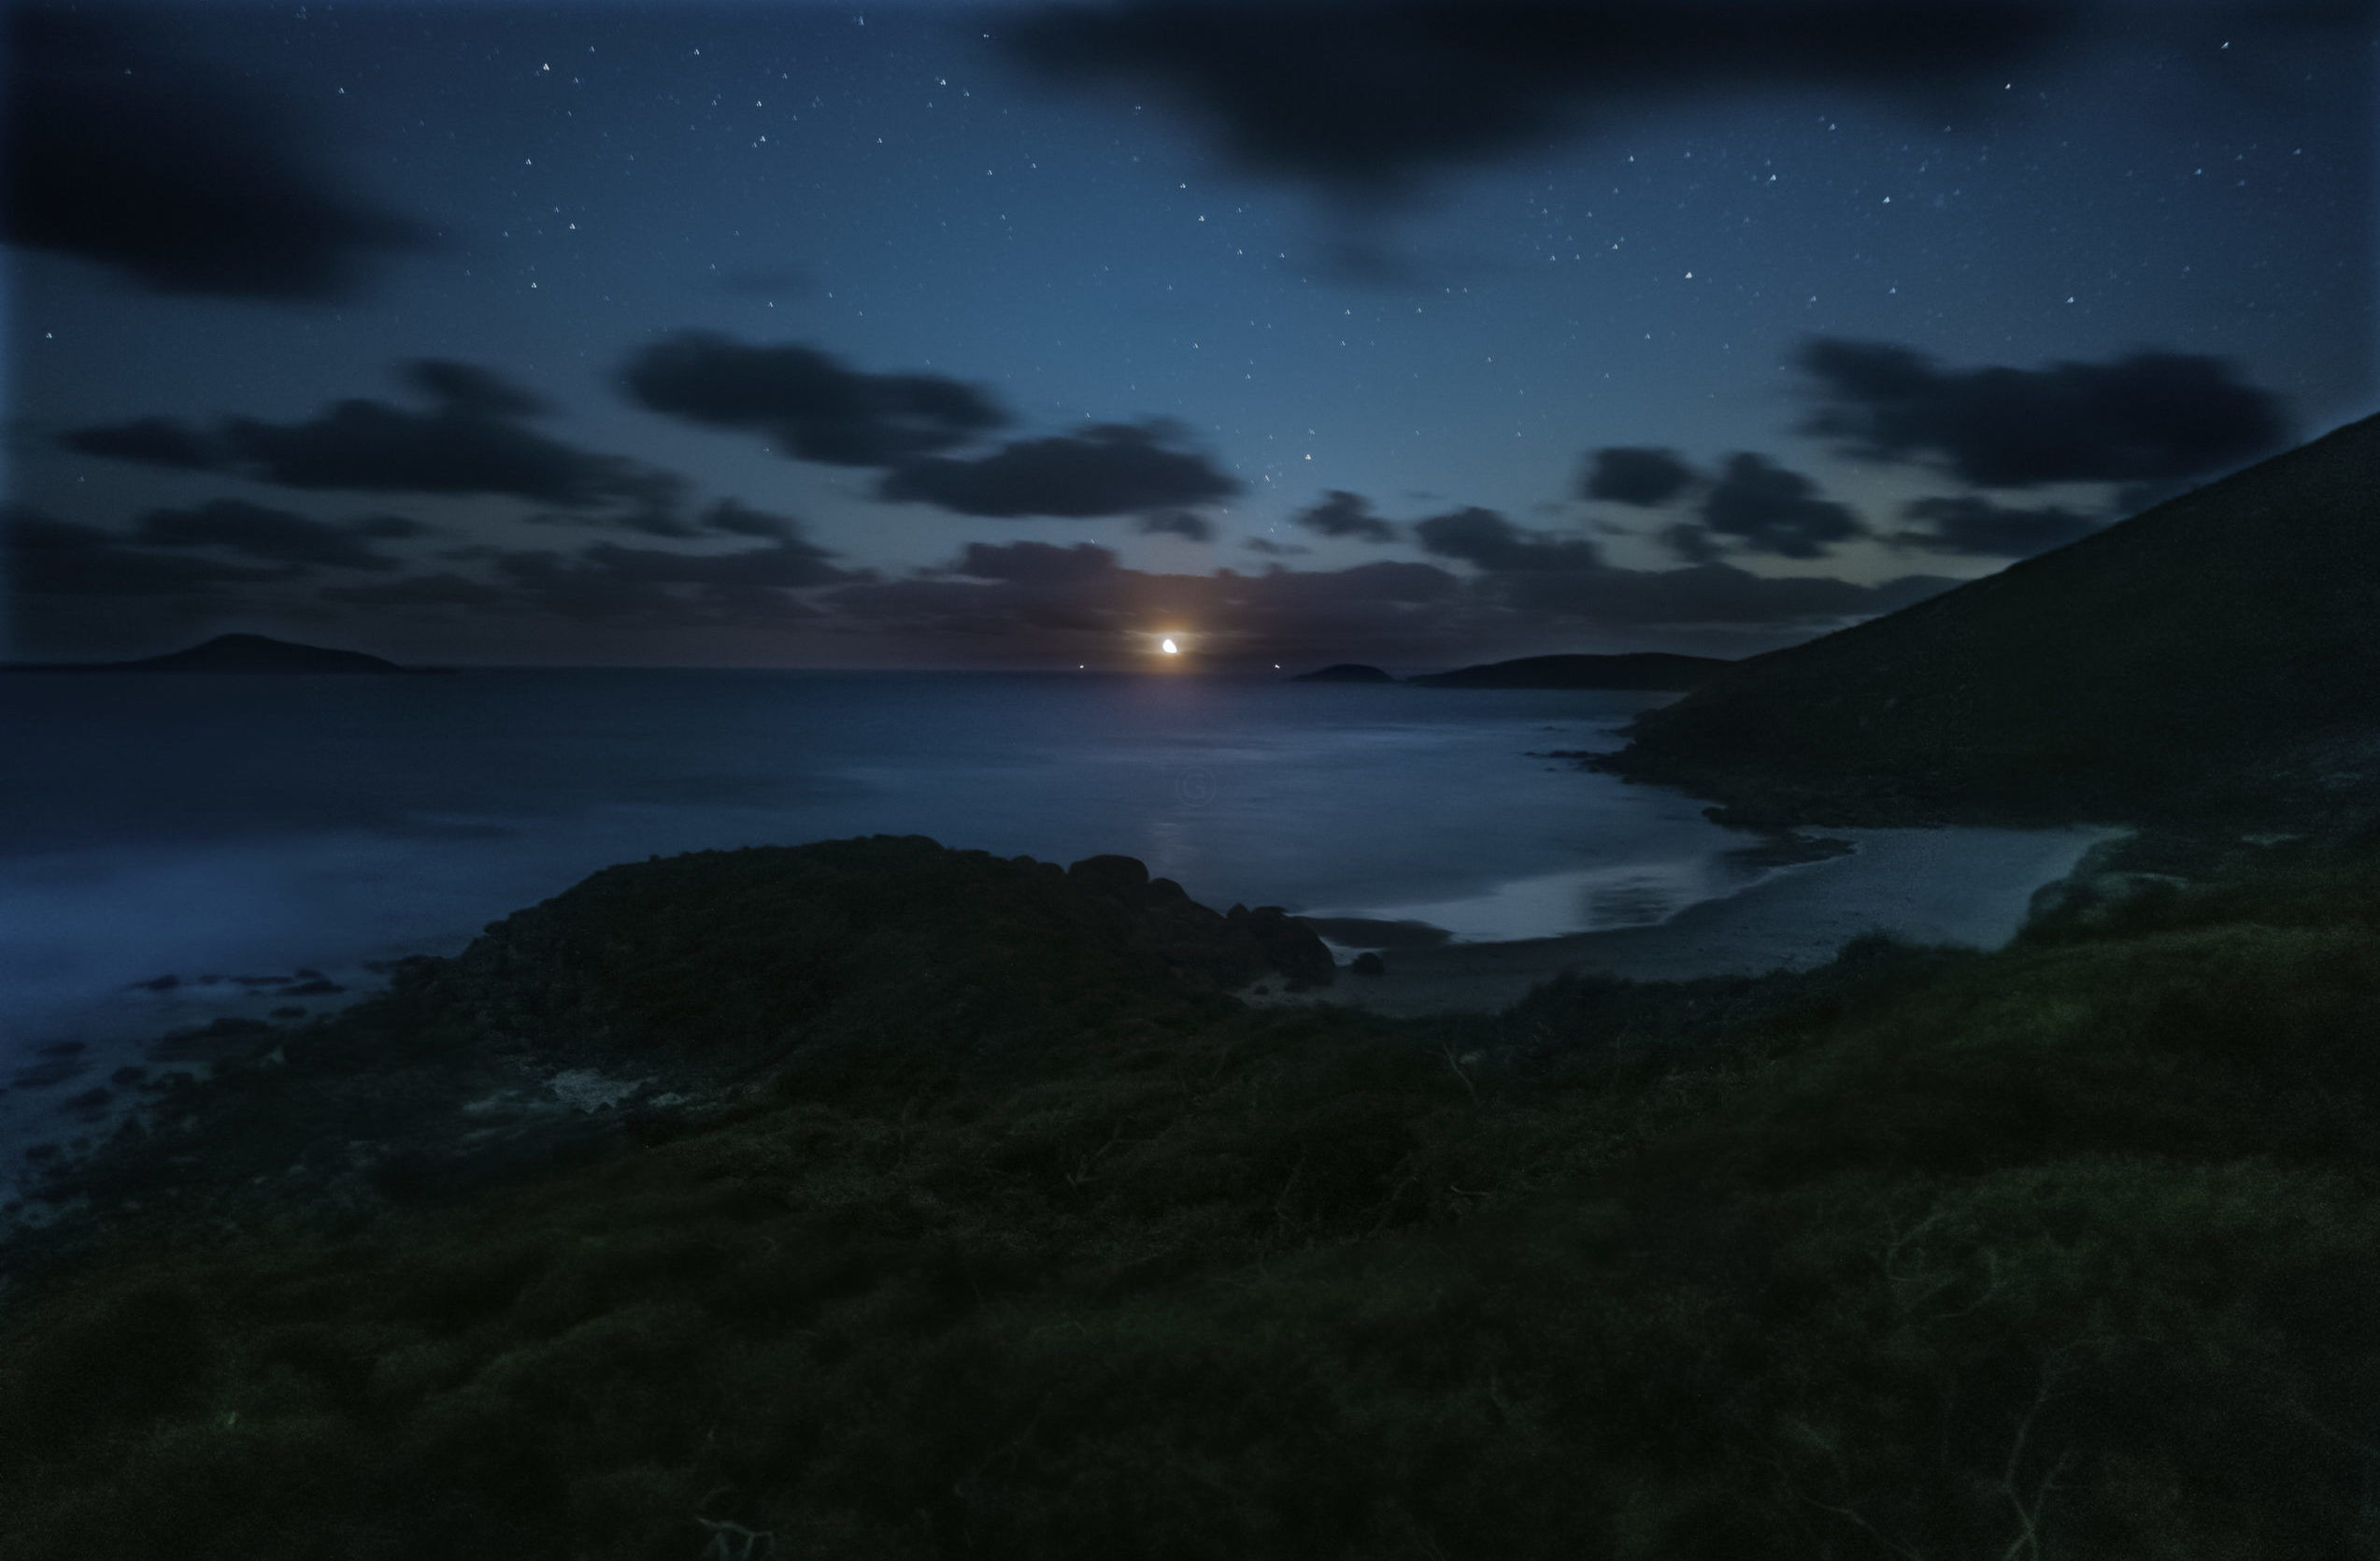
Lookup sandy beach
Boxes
[1247,824,2120,1017]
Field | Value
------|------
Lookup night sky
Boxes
[7,0,2373,669]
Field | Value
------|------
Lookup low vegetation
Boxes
[6,831,2380,1557]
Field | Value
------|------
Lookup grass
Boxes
[7,833,2380,1557]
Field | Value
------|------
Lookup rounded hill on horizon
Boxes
[8,634,413,675]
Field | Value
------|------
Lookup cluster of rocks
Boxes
[1061,853,1335,991]
[1,838,1345,1277]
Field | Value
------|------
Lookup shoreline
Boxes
[1247,823,2120,1017]
[1,822,2116,1221]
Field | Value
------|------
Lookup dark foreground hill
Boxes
[1409,652,1730,691]
[1605,412,2380,825]
[5,633,415,674]
[9,832,2380,1556]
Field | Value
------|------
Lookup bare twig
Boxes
[695,1516,777,1561]
[1746,1423,1929,1561]
[1063,1121,1132,1188]
[1367,1170,1418,1236]
[1440,1041,1479,1105]
[1803,1495,1930,1561]
[1995,1350,2076,1561]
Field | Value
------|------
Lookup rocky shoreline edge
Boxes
[0,838,1341,1292]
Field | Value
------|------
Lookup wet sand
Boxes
[1245,824,2119,1017]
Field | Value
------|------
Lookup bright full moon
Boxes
[1161,637,1179,655]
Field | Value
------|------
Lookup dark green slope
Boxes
[1608,411,2380,824]
[15,833,2380,1555]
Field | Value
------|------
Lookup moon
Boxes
[1161,637,1179,655]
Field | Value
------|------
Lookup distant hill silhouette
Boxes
[1409,652,1729,691]
[7,633,415,674]
[1603,412,2380,825]
[1290,663,1395,683]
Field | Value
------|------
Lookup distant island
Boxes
[1406,652,1731,691]
[2,633,422,675]
[1290,663,1396,683]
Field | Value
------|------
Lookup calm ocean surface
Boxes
[1,668,2091,1076]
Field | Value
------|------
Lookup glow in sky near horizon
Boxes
[6,1,2372,668]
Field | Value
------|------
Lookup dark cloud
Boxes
[131,499,408,572]
[294,515,856,629]
[6,9,431,300]
[1138,509,1217,542]
[1004,2,2076,199]
[1693,452,1865,558]
[1797,337,2290,488]
[1400,495,1931,631]
[406,360,547,420]
[60,361,681,516]
[319,572,510,609]
[1244,537,1312,557]
[7,499,850,636]
[1658,521,1727,566]
[573,539,848,591]
[822,540,1953,667]
[57,415,221,470]
[879,421,1240,519]
[825,556,1463,660]
[825,575,1128,638]
[1583,446,1698,507]
[1413,507,1603,572]
[700,499,805,540]
[484,550,681,623]
[1892,494,2104,558]
[953,540,1122,583]
[1497,561,1956,628]
[5,507,292,597]
[220,372,669,508]
[354,515,435,541]
[483,533,849,624]
[1291,489,1401,542]
[1242,559,1460,608]
[542,490,702,540]
[621,331,1008,467]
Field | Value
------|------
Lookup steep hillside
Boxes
[1606,413,2380,824]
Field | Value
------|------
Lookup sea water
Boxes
[0,669,2100,1153]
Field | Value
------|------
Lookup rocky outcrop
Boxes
[387,837,1334,1080]
[1064,852,1335,990]
[4,837,1342,1254]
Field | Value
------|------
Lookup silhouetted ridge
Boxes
[1409,652,1728,690]
[1604,412,2380,824]
[8,633,411,674]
